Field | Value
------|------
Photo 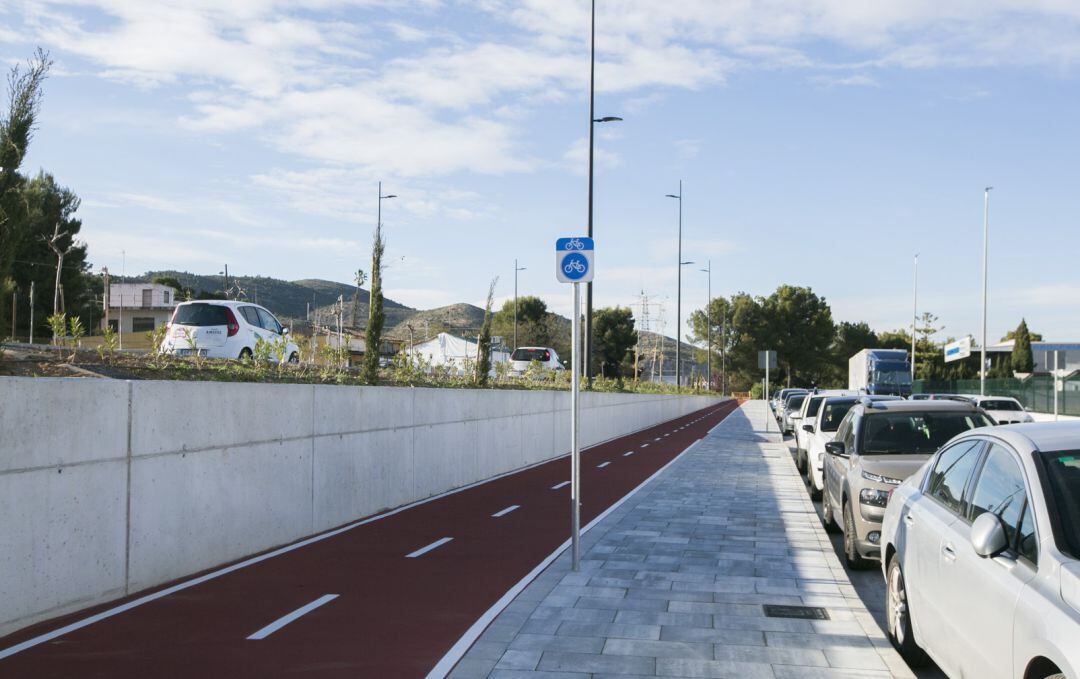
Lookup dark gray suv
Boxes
[822,399,994,569]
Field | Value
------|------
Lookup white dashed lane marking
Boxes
[491,505,520,518]
[406,537,453,558]
[597,462,611,469]
[247,594,339,640]
[551,481,571,490]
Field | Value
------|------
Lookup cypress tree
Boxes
[475,278,497,385]
[361,225,384,383]
[1011,319,1034,373]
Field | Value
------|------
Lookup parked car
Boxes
[508,346,564,375]
[781,392,809,435]
[161,300,300,362]
[773,388,807,418]
[964,395,1035,425]
[822,399,994,569]
[880,422,1080,678]
[800,394,900,499]
[793,390,855,472]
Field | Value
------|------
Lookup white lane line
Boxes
[622,451,634,457]
[663,434,670,437]
[247,594,338,640]
[491,505,520,518]
[406,537,453,558]
[597,461,611,469]
[653,437,662,442]
[640,443,649,448]
[551,481,571,490]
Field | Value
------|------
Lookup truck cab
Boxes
[849,349,912,397]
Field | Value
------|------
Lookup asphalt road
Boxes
[0,401,738,678]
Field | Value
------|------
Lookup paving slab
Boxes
[451,401,917,678]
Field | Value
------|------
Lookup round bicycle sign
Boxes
[555,237,594,283]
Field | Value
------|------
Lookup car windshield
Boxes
[511,348,550,362]
[980,399,1023,411]
[820,400,856,432]
[1039,451,1080,560]
[872,370,913,387]
[172,303,230,326]
[786,394,806,411]
[860,411,993,454]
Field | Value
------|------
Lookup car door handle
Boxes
[942,544,957,562]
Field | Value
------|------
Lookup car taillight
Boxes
[224,307,240,337]
[544,351,550,360]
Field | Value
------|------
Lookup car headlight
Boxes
[859,488,890,508]
[861,470,902,486]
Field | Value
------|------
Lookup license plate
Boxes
[176,349,207,357]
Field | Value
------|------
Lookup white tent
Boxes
[405,332,509,375]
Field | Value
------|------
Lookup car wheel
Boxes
[821,492,841,534]
[1044,674,1065,679]
[886,556,928,667]
[795,448,806,474]
[843,502,873,570]
[288,352,299,364]
[808,471,822,501]
[238,347,253,361]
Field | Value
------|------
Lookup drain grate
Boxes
[762,604,830,620]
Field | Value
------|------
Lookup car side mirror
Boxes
[282,327,290,335]
[971,512,1009,558]
[825,441,847,457]
[802,424,814,433]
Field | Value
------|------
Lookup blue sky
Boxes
[5,0,1080,343]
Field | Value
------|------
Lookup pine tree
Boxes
[475,278,498,385]
[1011,319,1034,374]
[361,226,384,383]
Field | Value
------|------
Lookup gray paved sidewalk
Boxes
[448,401,916,678]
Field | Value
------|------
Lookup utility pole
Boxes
[981,187,992,396]
[514,259,526,350]
[666,182,684,387]
[10,289,16,341]
[223,264,230,299]
[701,260,712,390]
[721,316,727,396]
[28,281,34,345]
[102,267,110,332]
[912,253,918,382]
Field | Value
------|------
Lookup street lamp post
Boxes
[701,261,711,391]
[584,0,622,386]
[377,181,397,231]
[981,187,992,396]
[514,259,527,350]
[666,182,685,387]
[912,253,918,383]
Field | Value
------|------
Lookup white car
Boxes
[161,300,300,362]
[880,422,1080,679]
[508,346,564,375]
[966,395,1035,425]
[793,390,856,471]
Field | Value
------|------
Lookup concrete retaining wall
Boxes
[0,377,722,637]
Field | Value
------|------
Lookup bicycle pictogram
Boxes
[563,259,586,274]
[563,238,585,251]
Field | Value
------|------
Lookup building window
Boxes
[132,317,156,333]
[163,290,171,305]
[141,289,152,308]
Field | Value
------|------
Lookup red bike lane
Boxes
[0,401,736,678]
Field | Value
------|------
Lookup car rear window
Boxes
[786,394,806,411]
[860,411,993,454]
[172,303,230,326]
[1039,451,1080,560]
[980,399,1023,412]
[512,348,550,362]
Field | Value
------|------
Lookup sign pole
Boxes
[764,361,770,432]
[571,281,581,571]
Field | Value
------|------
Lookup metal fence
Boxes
[914,373,1080,416]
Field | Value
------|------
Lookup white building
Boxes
[405,332,509,375]
[988,340,1080,374]
[104,283,178,333]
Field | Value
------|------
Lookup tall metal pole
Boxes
[570,281,581,571]
[721,316,727,396]
[119,250,125,350]
[703,260,711,390]
[584,0,596,387]
[912,253,918,382]
[377,180,382,231]
[513,260,526,350]
[29,281,34,345]
[675,181,683,387]
[981,187,992,395]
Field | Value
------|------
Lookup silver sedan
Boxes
[880,422,1080,679]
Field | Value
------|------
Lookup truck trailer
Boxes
[849,349,912,397]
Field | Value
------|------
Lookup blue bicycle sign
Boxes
[555,237,594,283]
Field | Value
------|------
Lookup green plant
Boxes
[46,313,66,357]
[66,315,84,361]
[362,222,386,384]
[180,327,203,369]
[98,325,119,362]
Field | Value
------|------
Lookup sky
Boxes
[4,0,1080,345]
